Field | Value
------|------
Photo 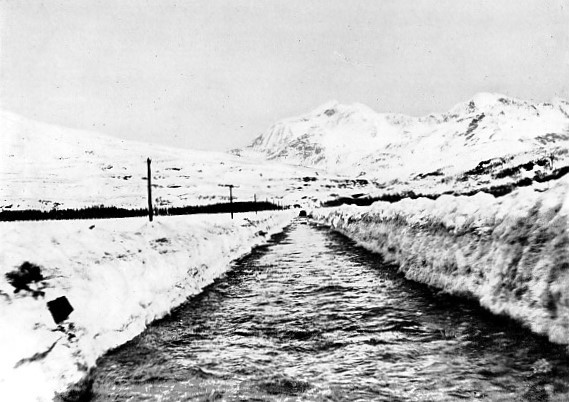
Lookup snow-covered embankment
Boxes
[0,211,295,401]
[311,180,569,346]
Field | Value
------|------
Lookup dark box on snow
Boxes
[47,296,74,324]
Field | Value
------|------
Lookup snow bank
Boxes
[311,180,569,346]
[0,211,295,401]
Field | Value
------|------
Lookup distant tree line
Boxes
[0,201,284,222]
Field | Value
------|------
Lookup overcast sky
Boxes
[1,0,568,151]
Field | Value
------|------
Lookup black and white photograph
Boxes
[1,0,568,400]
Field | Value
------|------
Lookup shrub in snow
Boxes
[5,261,45,297]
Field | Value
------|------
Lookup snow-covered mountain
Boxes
[0,111,378,211]
[245,93,569,198]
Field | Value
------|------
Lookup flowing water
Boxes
[90,221,569,401]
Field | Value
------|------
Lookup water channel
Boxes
[90,221,569,401]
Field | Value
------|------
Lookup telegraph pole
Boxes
[147,158,153,222]
[230,185,233,218]
[219,184,239,219]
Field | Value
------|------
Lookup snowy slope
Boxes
[246,93,569,198]
[310,178,569,346]
[0,111,382,211]
[0,211,295,401]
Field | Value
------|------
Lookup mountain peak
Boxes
[307,101,382,121]
[447,92,530,116]
[314,99,341,112]
[470,92,509,107]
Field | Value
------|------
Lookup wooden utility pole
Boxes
[219,184,239,219]
[147,158,153,222]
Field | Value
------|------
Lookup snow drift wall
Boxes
[0,211,295,401]
[311,180,569,347]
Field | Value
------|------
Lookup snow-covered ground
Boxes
[0,211,295,401]
[310,178,569,347]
